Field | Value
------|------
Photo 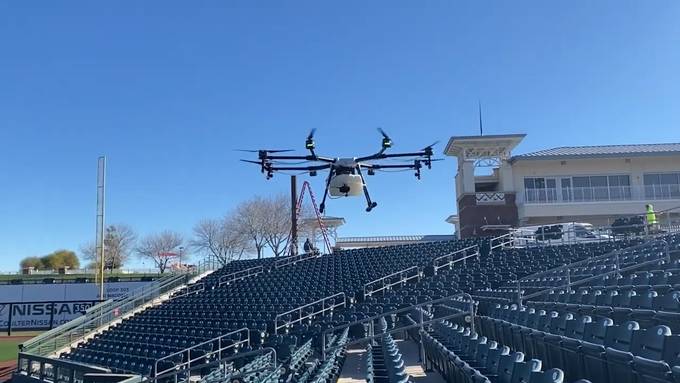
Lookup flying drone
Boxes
[240,129,440,213]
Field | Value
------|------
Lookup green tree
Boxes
[20,256,44,269]
[19,250,80,271]
[43,250,80,269]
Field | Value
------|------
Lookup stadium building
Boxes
[444,134,680,238]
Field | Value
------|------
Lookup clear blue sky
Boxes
[1,1,679,271]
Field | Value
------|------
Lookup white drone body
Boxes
[329,158,364,197]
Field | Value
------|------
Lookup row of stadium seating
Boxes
[424,321,570,383]
[366,334,409,383]
[468,233,680,382]
[60,232,680,382]
[62,239,478,378]
[477,306,680,382]
[413,297,572,383]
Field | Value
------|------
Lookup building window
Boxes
[568,175,630,202]
[608,175,631,200]
[644,172,680,199]
[561,178,572,201]
[524,177,557,202]
[526,174,632,203]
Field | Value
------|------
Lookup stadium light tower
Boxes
[95,156,106,300]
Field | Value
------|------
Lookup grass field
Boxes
[0,332,41,363]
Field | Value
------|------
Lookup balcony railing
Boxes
[523,184,680,204]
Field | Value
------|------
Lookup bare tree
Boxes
[262,194,292,257]
[81,224,136,270]
[135,231,184,273]
[234,197,268,259]
[191,216,252,265]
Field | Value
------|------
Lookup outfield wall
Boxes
[0,281,153,331]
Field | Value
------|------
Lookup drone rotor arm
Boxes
[366,164,419,170]
[265,154,315,161]
[268,164,332,172]
[356,150,429,163]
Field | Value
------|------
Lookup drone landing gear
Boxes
[356,165,378,213]
[366,202,378,212]
[319,168,334,214]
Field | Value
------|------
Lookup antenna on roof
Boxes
[478,100,483,136]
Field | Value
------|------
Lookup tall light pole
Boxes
[95,156,106,300]
[178,246,184,270]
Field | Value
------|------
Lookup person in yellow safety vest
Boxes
[646,204,658,231]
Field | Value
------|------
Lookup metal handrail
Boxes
[274,292,346,334]
[218,265,264,287]
[172,282,206,300]
[21,272,192,355]
[321,292,475,360]
[490,233,514,252]
[362,266,420,298]
[433,245,479,272]
[275,252,321,269]
[518,241,671,305]
[153,327,250,380]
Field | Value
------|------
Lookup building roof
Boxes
[336,234,456,245]
[444,134,526,158]
[300,216,345,228]
[511,143,680,162]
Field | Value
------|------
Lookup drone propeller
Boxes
[421,140,440,151]
[424,157,444,169]
[377,128,393,149]
[240,159,264,165]
[306,128,317,150]
[235,149,294,153]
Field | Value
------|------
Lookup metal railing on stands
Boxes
[362,266,420,298]
[218,265,264,287]
[153,328,250,382]
[490,233,514,252]
[515,238,674,305]
[275,252,321,269]
[433,245,479,273]
[321,293,476,362]
[274,292,346,334]
[20,261,219,357]
[173,282,206,299]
